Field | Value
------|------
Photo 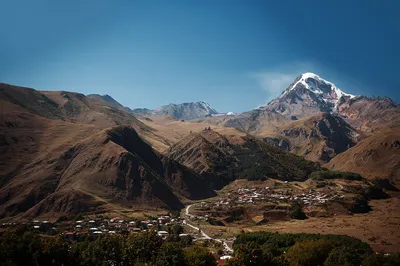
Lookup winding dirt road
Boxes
[184,204,233,253]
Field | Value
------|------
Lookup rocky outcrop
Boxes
[338,96,400,133]
[262,113,360,163]
[223,109,289,133]
[262,137,291,151]
[153,101,218,120]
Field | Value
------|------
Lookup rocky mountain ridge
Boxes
[261,113,361,163]
[166,129,320,189]
[262,72,356,118]
[132,101,218,120]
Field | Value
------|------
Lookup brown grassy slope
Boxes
[0,99,103,219]
[195,109,289,134]
[1,83,178,154]
[41,90,150,131]
[0,83,65,120]
[338,96,400,133]
[244,196,400,253]
[0,123,216,220]
[1,83,149,132]
[0,84,217,220]
[0,99,99,186]
[326,128,400,185]
[137,114,246,152]
[43,90,219,154]
[259,113,362,163]
[167,129,320,189]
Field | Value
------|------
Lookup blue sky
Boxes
[1,0,399,113]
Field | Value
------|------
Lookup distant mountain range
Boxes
[0,71,399,221]
[197,73,399,160]
[131,101,218,120]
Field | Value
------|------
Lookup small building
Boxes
[89,227,99,234]
[128,221,136,227]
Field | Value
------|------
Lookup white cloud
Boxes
[249,62,320,104]
[252,72,296,98]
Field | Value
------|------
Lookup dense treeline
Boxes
[228,232,400,266]
[235,139,319,182]
[2,228,400,266]
[0,227,216,266]
[310,170,363,181]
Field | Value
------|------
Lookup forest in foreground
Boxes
[1,226,400,266]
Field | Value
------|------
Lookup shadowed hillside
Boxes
[0,83,217,220]
[0,125,216,220]
[326,128,400,186]
[261,113,361,163]
[166,129,320,189]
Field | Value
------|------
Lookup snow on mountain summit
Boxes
[198,101,214,111]
[281,72,355,102]
[152,101,218,120]
[263,73,357,118]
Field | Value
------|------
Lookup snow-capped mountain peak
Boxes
[281,72,355,101]
[150,101,218,120]
[264,73,357,118]
[198,101,214,111]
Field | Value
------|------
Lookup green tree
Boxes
[79,234,125,266]
[71,241,92,266]
[0,230,42,266]
[37,236,75,266]
[180,235,193,247]
[227,242,274,266]
[285,239,334,266]
[155,242,187,266]
[362,253,400,266]
[168,224,184,235]
[124,231,163,265]
[184,245,217,266]
[290,202,307,220]
[324,247,363,266]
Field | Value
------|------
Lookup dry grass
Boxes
[326,128,400,184]
[138,115,246,152]
[243,195,400,253]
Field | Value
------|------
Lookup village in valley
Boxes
[187,178,351,220]
[1,176,391,263]
[0,178,369,241]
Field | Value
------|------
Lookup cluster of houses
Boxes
[196,186,344,213]
[290,190,345,205]
[68,215,181,238]
[18,215,188,240]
